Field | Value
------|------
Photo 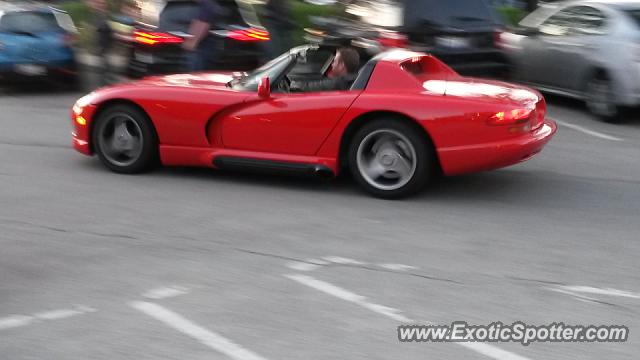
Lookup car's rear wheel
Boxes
[585,73,620,123]
[348,119,433,199]
[92,104,158,173]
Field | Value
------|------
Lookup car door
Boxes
[518,6,578,88]
[221,90,360,156]
[548,6,607,92]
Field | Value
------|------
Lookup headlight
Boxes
[72,93,95,115]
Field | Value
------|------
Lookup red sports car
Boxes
[71,45,556,198]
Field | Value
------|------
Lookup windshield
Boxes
[625,9,640,27]
[0,11,62,34]
[231,53,293,91]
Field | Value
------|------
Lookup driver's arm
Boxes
[290,77,343,92]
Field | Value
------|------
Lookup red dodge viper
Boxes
[71,45,557,198]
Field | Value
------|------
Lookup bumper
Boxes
[0,61,77,81]
[71,105,97,156]
[438,120,557,176]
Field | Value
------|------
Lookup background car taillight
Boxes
[226,28,269,41]
[493,29,506,50]
[378,31,408,48]
[487,108,533,126]
[134,30,184,45]
[62,33,77,47]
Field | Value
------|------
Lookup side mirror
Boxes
[258,77,270,98]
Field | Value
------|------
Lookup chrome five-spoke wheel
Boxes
[356,129,417,191]
[93,104,158,173]
[349,118,434,199]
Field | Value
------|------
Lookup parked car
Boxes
[124,0,268,78]
[0,3,77,84]
[308,0,510,77]
[500,0,640,122]
[71,45,556,198]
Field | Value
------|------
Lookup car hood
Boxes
[137,72,242,89]
[422,77,542,107]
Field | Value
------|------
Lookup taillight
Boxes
[487,108,533,126]
[62,33,77,47]
[227,28,269,41]
[134,30,183,45]
[493,29,505,50]
[532,99,546,130]
[378,31,408,48]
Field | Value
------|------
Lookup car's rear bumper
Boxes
[437,120,557,176]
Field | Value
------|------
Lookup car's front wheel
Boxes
[92,104,158,174]
[348,119,434,199]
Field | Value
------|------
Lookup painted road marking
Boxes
[0,315,33,330]
[379,263,417,272]
[286,274,411,322]
[287,256,419,274]
[0,305,96,331]
[554,119,623,142]
[287,274,531,360]
[131,301,268,360]
[143,286,190,300]
[323,256,366,265]
[550,285,640,300]
[286,261,321,272]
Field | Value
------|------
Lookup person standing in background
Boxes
[87,0,113,85]
[262,0,294,61]
[182,0,227,71]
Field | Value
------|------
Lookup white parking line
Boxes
[287,274,532,360]
[550,285,640,300]
[0,315,34,330]
[143,286,190,300]
[554,119,624,141]
[131,301,268,360]
[286,274,411,322]
[0,305,96,331]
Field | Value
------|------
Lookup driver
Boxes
[290,47,361,92]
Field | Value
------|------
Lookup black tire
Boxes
[92,104,159,174]
[348,118,434,199]
[585,73,621,123]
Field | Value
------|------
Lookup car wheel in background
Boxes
[92,104,159,174]
[348,119,434,199]
[585,73,620,123]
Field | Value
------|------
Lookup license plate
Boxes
[135,52,154,64]
[14,64,46,76]
[436,36,471,49]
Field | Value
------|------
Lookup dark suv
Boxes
[310,0,509,77]
[126,0,267,78]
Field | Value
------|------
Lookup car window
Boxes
[0,11,62,34]
[539,6,606,36]
[624,9,640,27]
[232,53,294,91]
[287,48,333,77]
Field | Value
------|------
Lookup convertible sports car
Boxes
[71,45,557,198]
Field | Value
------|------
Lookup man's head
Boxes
[330,47,360,77]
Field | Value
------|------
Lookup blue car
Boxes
[0,4,77,83]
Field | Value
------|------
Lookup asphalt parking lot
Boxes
[1,86,639,360]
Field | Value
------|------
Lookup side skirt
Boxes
[213,156,335,179]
